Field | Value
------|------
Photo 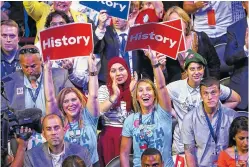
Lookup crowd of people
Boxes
[1,1,248,167]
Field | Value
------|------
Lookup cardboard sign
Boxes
[161,19,186,53]
[125,23,182,60]
[79,1,130,20]
[40,23,93,61]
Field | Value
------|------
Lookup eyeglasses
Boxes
[19,48,40,54]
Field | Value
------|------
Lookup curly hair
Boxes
[45,10,70,28]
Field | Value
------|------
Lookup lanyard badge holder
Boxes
[138,110,155,150]
[207,8,216,28]
[203,108,222,165]
[69,129,81,144]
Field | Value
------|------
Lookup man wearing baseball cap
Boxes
[166,49,241,155]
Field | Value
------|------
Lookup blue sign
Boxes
[79,1,130,20]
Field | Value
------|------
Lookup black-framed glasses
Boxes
[19,48,40,54]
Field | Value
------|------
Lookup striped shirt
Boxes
[98,85,131,127]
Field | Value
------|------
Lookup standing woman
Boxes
[163,6,220,82]
[98,57,137,167]
[120,46,174,167]
[218,116,248,167]
[44,54,100,167]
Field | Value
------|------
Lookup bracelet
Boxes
[152,62,160,68]
[89,71,98,76]
[109,97,116,104]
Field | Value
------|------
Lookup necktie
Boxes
[231,1,246,23]
[119,33,130,69]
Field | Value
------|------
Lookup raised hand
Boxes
[130,71,138,93]
[44,56,52,72]
[144,45,158,65]
[88,53,97,73]
[98,10,109,30]
[194,1,208,10]
[112,75,120,99]
[61,58,74,74]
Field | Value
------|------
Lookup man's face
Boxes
[53,1,71,13]
[112,17,127,30]
[20,54,42,81]
[201,85,220,109]
[141,154,164,167]
[42,116,65,148]
[1,25,19,52]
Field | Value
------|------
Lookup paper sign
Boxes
[40,23,93,61]
[161,19,186,53]
[80,1,130,20]
[125,23,182,60]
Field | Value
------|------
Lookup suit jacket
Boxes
[1,68,74,112]
[225,17,248,110]
[93,26,138,84]
[24,142,92,167]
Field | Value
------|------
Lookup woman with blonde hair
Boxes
[120,46,174,167]
[164,6,220,82]
[44,54,100,167]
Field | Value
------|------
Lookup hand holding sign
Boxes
[98,10,109,30]
[88,53,98,73]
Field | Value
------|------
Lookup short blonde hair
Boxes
[132,79,159,113]
[164,6,192,36]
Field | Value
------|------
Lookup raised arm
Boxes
[44,58,61,115]
[23,1,47,21]
[86,54,100,117]
[223,89,241,109]
[145,46,172,113]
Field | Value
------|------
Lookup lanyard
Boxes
[139,110,155,125]
[235,146,239,166]
[203,107,222,144]
[27,73,43,104]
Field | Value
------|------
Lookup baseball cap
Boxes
[184,49,207,69]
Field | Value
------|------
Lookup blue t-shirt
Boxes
[64,108,99,164]
[122,105,174,167]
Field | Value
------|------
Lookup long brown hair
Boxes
[132,79,159,113]
[163,6,192,36]
[57,87,87,129]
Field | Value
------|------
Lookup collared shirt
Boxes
[166,79,232,154]
[24,73,46,115]
[181,102,236,167]
[48,142,65,167]
[194,1,233,38]
[1,48,22,78]
[95,26,134,76]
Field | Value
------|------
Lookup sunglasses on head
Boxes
[19,48,40,54]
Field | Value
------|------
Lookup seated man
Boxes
[225,1,248,111]
[24,114,92,167]
[1,44,74,115]
[166,49,241,154]
[141,148,164,167]
[182,77,237,167]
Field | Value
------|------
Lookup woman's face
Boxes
[136,82,155,109]
[168,12,187,35]
[62,92,82,119]
[235,130,248,152]
[109,63,128,85]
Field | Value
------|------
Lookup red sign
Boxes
[161,19,186,53]
[40,23,93,61]
[125,22,182,59]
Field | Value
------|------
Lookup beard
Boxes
[28,74,40,82]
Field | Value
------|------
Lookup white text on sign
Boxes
[42,36,90,50]
[97,1,126,12]
[129,32,177,48]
